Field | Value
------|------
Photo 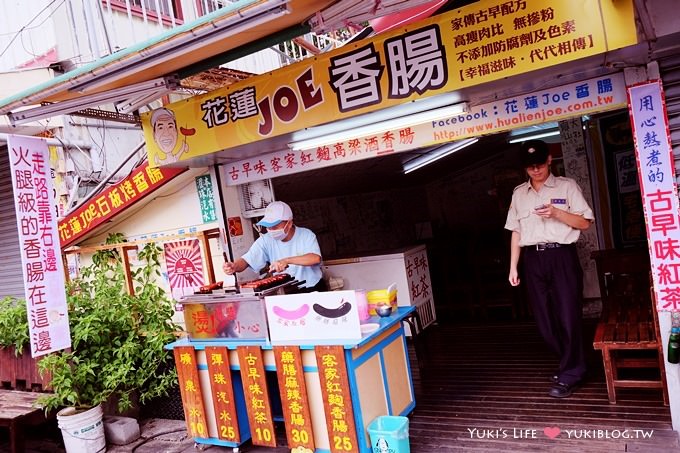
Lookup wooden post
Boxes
[199,230,215,284]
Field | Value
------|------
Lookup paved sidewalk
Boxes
[1,418,290,453]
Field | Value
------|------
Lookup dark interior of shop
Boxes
[273,111,645,326]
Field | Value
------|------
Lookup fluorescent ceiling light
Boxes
[403,138,479,174]
[507,130,560,144]
[8,76,179,125]
[289,102,467,150]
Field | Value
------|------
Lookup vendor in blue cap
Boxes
[222,201,327,292]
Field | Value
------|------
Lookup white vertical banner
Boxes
[7,135,71,357]
[627,81,680,312]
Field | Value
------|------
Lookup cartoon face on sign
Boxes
[265,291,361,344]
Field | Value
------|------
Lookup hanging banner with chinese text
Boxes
[7,135,71,358]
[164,239,205,300]
[627,80,680,312]
[224,72,627,185]
[142,0,636,167]
[58,163,187,248]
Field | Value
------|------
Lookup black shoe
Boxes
[548,382,575,398]
[549,374,559,384]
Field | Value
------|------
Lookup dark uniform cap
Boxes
[520,139,550,167]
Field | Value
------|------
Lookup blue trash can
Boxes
[367,416,410,453]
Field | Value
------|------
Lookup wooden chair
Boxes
[591,249,669,405]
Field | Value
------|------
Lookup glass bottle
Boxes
[668,327,680,364]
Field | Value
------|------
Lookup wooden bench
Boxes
[591,249,669,405]
[0,346,52,453]
[0,390,47,453]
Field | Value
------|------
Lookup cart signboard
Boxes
[315,346,359,453]
[173,346,208,438]
[237,346,277,447]
[204,346,240,443]
[274,346,315,450]
[265,291,361,344]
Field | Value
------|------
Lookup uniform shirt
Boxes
[505,173,594,247]
[242,226,323,288]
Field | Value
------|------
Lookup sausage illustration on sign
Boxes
[272,304,310,320]
[312,300,352,319]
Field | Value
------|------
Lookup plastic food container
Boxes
[366,283,398,316]
[179,294,269,341]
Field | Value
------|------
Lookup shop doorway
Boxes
[260,111,670,411]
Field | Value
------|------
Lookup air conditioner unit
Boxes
[238,179,275,218]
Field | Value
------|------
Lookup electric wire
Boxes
[0,0,64,59]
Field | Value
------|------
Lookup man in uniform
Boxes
[505,140,594,398]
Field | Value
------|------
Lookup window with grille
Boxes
[196,0,233,16]
[105,0,183,23]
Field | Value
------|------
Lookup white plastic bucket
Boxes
[57,404,106,453]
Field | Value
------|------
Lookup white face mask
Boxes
[267,221,289,241]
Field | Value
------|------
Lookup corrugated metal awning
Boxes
[0,0,335,118]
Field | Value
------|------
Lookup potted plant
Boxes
[38,238,180,452]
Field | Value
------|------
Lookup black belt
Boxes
[528,242,573,251]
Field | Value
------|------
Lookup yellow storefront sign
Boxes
[142,0,636,166]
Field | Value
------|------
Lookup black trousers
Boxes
[522,245,586,385]
[296,278,328,293]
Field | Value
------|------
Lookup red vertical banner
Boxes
[315,346,358,453]
[273,346,315,450]
[237,346,277,447]
[204,346,240,443]
[173,346,208,438]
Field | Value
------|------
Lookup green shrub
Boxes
[38,238,180,413]
[0,296,29,353]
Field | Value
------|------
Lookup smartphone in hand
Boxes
[534,204,547,210]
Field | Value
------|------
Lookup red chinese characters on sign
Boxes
[224,126,411,186]
[628,81,680,311]
[315,346,358,453]
[406,250,432,305]
[8,135,71,358]
[274,346,315,450]
[173,347,209,438]
[237,346,276,447]
[204,346,240,443]
[58,163,186,248]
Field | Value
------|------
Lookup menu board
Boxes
[315,346,358,453]
[274,346,315,450]
[173,346,208,438]
[237,346,277,447]
[204,346,240,443]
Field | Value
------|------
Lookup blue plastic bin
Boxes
[367,416,410,453]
